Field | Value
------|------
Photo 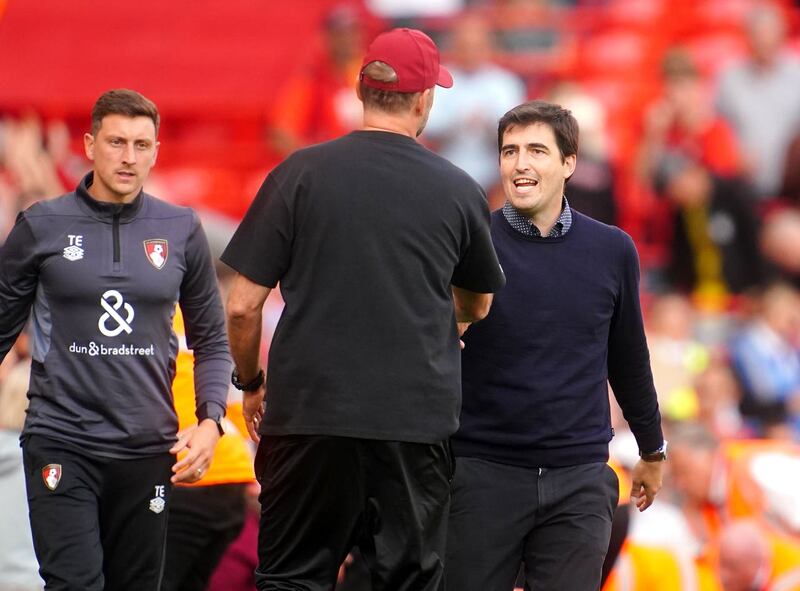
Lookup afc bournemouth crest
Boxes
[143,239,168,270]
[42,464,62,491]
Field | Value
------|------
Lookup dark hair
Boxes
[497,100,578,163]
[661,47,699,80]
[91,89,160,136]
[359,61,418,113]
[652,150,695,194]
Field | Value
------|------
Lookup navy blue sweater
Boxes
[453,209,663,468]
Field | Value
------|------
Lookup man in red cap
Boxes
[222,28,505,590]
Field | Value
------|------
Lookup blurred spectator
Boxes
[719,519,770,591]
[638,47,742,182]
[162,310,256,591]
[0,116,69,239]
[43,119,89,189]
[268,5,365,156]
[493,0,564,59]
[2,116,65,199]
[761,208,800,287]
[424,12,526,194]
[718,519,800,591]
[0,333,43,591]
[729,282,800,438]
[207,488,260,591]
[601,459,706,591]
[366,0,462,21]
[667,422,800,551]
[602,540,704,591]
[694,362,746,440]
[715,3,800,200]
[549,82,618,225]
[655,151,763,306]
[206,277,284,591]
[664,423,729,550]
[782,130,800,202]
[646,293,710,421]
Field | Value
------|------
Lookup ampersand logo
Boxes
[98,290,135,337]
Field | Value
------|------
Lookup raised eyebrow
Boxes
[526,143,549,152]
[500,144,519,152]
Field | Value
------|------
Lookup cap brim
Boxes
[437,65,453,88]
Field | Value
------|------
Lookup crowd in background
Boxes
[3,0,800,589]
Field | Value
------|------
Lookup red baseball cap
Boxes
[359,28,453,93]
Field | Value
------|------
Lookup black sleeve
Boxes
[179,212,231,420]
[451,195,506,293]
[0,213,40,361]
[220,171,293,288]
[607,231,664,453]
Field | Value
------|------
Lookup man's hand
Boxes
[630,458,664,512]
[457,322,471,350]
[170,419,221,483]
[242,385,266,443]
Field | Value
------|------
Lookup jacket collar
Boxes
[76,172,145,223]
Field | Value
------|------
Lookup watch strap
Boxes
[231,368,265,392]
[639,440,668,462]
[196,402,225,437]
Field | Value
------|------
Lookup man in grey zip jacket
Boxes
[0,89,230,591]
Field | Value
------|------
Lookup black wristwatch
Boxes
[197,403,225,437]
[231,368,265,392]
[639,440,668,462]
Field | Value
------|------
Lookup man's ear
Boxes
[415,89,431,114]
[563,154,577,181]
[84,132,95,161]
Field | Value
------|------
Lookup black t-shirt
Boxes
[222,130,505,443]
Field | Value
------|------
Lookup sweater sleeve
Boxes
[607,231,664,453]
[179,212,232,420]
[0,212,40,361]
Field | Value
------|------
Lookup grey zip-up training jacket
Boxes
[0,173,231,458]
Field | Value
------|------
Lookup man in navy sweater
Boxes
[446,100,666,591]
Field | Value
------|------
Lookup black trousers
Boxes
[254,435,453,591]
[446,458,618,591]
[22,435,173,591]
[161,482,247,591]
